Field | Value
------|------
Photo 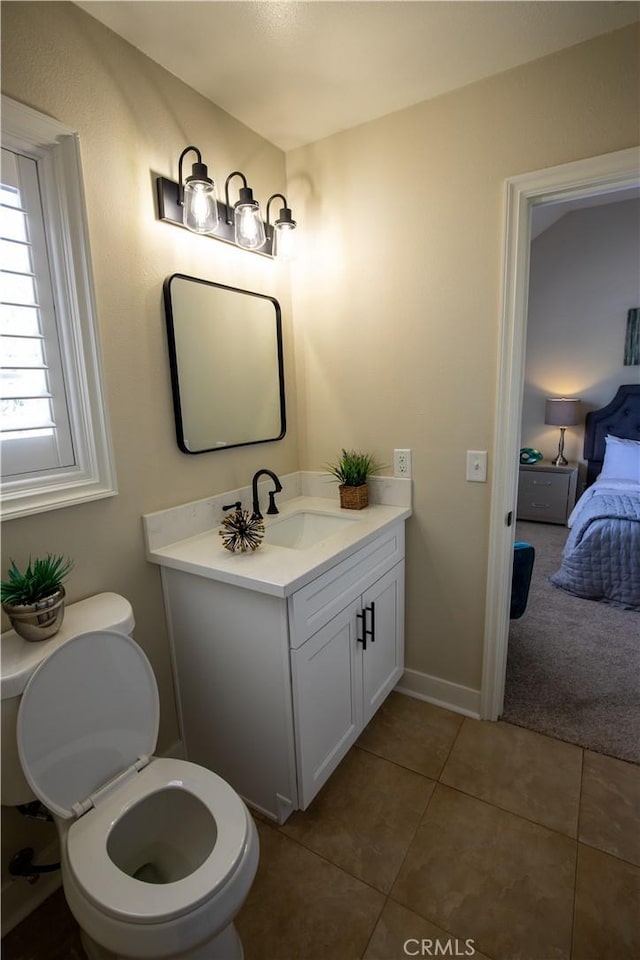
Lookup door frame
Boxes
[480,146,640,720]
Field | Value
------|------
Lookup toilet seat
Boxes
[17,630,159,819]
[17,631,252,926]
[66,758,250,924]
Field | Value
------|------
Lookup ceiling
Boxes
[75,1,640,151]
[531,185,640,239]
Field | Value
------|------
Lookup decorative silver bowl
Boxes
[3,588,66,642]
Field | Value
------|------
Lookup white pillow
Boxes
[600,435,640,483]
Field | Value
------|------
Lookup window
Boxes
[1,97,117,519]
[1,148,75,474]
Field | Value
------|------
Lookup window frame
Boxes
[1,96,117,520]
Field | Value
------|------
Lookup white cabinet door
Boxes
[361,561,405,726]
[291,598,361,809]
[291,560,405,809]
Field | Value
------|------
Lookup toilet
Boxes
[2,593,259,960]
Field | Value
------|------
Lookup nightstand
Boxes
[517,461,579,525]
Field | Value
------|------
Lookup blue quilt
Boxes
[550,491,640,610]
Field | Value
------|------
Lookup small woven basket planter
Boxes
[339,483,368,510]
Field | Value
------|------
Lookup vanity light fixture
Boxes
[178,146,218,235]
[156,148,297,259]
[224,172,266,250]
[266,194,297,260]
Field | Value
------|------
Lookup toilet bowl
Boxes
[15,626,259,960]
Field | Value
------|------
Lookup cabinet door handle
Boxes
[365,602,376,643]
[356,610,366,650]
[532,480,552,486]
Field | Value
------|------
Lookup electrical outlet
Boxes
[394,449,412,478]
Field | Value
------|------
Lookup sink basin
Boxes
[264,511,358,550]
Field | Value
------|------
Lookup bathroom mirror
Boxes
[163,274,286,454]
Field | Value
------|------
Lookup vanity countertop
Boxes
[145,495,411,597]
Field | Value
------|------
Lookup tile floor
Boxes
[3,692,639,960]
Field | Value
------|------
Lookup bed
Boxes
[550,383,640,609]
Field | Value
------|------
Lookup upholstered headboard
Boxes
[583,383,640,486]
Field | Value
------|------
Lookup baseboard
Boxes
[395,668,481,719]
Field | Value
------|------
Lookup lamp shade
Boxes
[183,177,218,234]
[545,398,581,427]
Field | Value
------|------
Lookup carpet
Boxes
[502,520,639,765]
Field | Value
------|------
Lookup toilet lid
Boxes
[17,631,159,820]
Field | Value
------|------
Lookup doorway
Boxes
[480,146,640,721]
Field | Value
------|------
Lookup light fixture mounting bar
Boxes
[156,177,275,257]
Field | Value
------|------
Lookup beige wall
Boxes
[522,198,640,470]
[1,0,639,920]
[286,24,640,690]
[1,0,296,890]
[1,0,297,737]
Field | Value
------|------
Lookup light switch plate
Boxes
[466,450,487,482]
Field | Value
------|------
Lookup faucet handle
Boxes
[266,491,279,515]
[222,501,242,512]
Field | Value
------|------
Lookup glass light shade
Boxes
[234,203,266,250]
[274,222,296,260]
[183,180,219,234]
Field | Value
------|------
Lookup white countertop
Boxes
[145,495,411,597]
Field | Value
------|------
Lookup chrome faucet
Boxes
[251,469,283,519]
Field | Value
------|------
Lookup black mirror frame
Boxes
[163,273,286,454]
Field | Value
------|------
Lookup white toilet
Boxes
[2,593,259,960]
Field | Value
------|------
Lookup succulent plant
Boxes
[325,449,384,487]
[1,554,74,607]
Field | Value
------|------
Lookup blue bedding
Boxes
[550,483,640,610]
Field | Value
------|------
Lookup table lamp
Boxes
[545,397,581,466]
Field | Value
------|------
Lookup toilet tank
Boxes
[1,592,135,806]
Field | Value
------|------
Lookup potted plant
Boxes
[325,448,384,510]
[1,553,73,642]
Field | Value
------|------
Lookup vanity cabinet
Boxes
[291,560,404,808]
[160,522,404,823]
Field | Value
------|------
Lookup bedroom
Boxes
[503,193,640,763]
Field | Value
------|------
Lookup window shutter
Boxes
[1,147,75,476]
